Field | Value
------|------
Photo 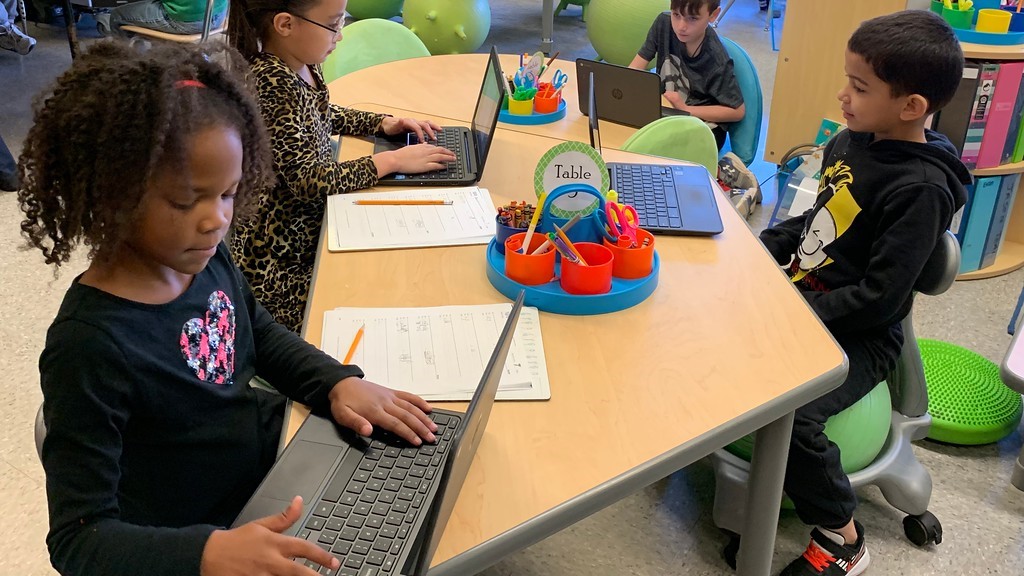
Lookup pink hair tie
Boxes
[174,79,206,89]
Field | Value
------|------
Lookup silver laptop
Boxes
[373,46,504,186]
[233,292,526,576]
[588,71,723,237]
[576,58,689,129]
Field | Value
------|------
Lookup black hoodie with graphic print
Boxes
[760,129,971,335]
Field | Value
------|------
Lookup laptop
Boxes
[576,58,689,129]
[587,72,723,237]
[373,46,504,186]
[233,292,526,576]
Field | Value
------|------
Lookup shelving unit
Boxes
[768,1,1024,281]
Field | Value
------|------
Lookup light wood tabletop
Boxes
[327,53,655,147]
[287,105,847,575]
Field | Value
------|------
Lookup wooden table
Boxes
[287,98,847,575]
[328,53,649,147]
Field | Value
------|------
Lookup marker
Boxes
[531,214,581,254]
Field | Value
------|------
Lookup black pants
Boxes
[784,324,903,530]
[0,132,15,181]
[712,125,728,151]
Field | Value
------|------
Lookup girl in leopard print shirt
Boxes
[228,0,455,332]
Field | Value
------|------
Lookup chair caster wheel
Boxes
[723,532,740,570]
[903,511,942,546]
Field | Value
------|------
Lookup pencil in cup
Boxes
[531,214,581,254]
[553,223,588,265]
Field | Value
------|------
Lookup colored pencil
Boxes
[342,324,365,364]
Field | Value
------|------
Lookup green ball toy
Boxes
[587,0,669,67]
[346,0,404,20]
[403,0,491,55]
[726,380,892,474]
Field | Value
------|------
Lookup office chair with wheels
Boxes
[620,115,720,175]
[718,36,763,167]
[321,17,430,83]
[711,231,961,566]
[34,402,45,460]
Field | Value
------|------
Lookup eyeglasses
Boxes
[289,12,343,36]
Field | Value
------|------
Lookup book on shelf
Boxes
[1002,65,1024,165]
[981,173,1021,269]
[961,63,999,170]
[934,61,980,156]
[979,62,1024,169]
[959,175,1002,274]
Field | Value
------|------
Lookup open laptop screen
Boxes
[471,47,504,176]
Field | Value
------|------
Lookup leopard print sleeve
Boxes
[330,103,387,137]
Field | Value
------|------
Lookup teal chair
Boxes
[719,36,763,167]
[321,18,430,83]
[620,116,720,176]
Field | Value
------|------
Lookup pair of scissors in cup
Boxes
[550,70,568,91]
[605,202,640,247]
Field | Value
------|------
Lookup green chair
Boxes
[321,18,430,84]
[718,36,763,167]
[620,116,719,175]
[555,0,590,21]
[345,0,404,20]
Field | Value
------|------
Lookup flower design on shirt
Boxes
[180,291,236,385]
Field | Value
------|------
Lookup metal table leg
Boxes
[61,0,78,58]
[736,411,795,576]
[542,0,554,54]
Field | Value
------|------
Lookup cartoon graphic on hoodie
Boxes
[760,129,971,335]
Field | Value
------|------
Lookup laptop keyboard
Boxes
[614,164,684,230]
[295,411,461,576]
[409,128,466,180]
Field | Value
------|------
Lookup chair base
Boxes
[1012,449,1024,492]
[710,411,934,536]
[120,24,225,43]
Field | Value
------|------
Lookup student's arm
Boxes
[329,103,388,137]
[801,184,954,334]
[629,55,652,70]
[635,13,662,70]
[676,102,746,123]
[759,210,810,265]
[41,321,218,576]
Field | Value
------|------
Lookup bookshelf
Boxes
[769,0,1024,281]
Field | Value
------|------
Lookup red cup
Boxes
[603,229,655,279]
[535,90,562,114]
[505,232,556,285]
[559,242,613,295]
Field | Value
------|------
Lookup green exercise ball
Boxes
[403,0,491,55]
[346,0,404,20]
[726,380,892,474]
[587,0,668,67]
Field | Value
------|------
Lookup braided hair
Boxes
[18,40,274,268]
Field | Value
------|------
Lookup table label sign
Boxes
[533,141,610,217]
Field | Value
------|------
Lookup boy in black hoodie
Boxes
[759,11,971,576]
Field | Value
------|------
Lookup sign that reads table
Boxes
[533,141,610,217]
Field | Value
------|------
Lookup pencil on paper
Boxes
[354,199,454,206]
[342,324,365,364]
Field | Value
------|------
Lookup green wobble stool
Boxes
[346,0,404,20]
[556,0,591,21]
[403,0,491,55]
[587,0,669,67]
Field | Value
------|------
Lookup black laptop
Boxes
[576,58,689,129]
[373,46,504,186]
[233,292,526,576]
[587,72,723,237]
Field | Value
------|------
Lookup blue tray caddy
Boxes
[486,183,659,315]
[498,99,567,125]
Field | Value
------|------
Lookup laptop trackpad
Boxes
[261,439,345,502]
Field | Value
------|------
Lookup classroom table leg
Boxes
[61,0,78,59]
[542,0,554,53]
[736,411,794,576]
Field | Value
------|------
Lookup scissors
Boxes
[550,70,568,91]
[604,202,640,247]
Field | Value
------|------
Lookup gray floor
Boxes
[1,2,1023,575]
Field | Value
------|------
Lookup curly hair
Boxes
[17,40,275,268]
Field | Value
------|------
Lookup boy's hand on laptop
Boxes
[373,145,457,177]
[329,376,438,445]
[200,496,336,576]
[382,116,442,143]
[663,91,689,113]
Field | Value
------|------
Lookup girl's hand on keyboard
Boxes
[381,116,442,143]
[329,376,438,445]
[200,496,335,576]
[373,144,457,177]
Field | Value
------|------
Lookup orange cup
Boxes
[535,90,562,114]
[603,229,655,279]
[559,242,613,295]
[504,232,556,285]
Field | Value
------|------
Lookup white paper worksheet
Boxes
[321,304,550,401]
[326,187,496,252]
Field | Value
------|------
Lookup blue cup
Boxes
[1002,6,1024,32]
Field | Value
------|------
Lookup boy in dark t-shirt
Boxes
[630,0,745,150]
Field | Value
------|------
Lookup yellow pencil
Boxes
[342,324,365,364]
[354,199,453,206]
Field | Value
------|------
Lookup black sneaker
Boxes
[780,521,870,576]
